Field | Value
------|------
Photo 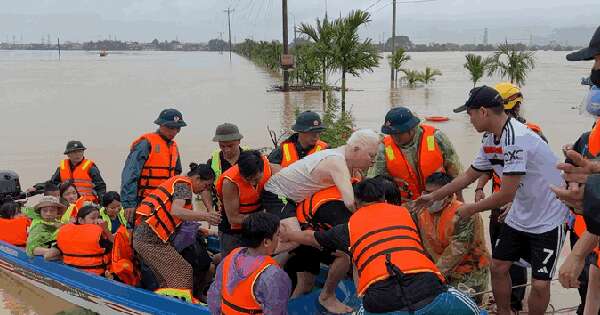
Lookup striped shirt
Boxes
[471,118,568,233]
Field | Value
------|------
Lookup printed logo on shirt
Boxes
[483,146,503,154]
[504,147,524,166]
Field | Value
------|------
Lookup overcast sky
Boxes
[1,0,598,45]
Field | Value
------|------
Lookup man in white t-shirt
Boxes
[415,86,568,315]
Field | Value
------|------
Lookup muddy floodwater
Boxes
[0,49,591,313]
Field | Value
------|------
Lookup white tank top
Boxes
[265,148,345,202]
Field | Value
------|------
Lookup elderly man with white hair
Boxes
[262,128,381,314]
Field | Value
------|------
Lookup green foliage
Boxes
[487,43,536,87]
[298,17,336,100]
[464,53,492,87]
[319,90,355,148]
[420,67,442,84]
[235,39,282,71]
[330,10,381,113]
[401,69,422,87]
[291,44,322,86]
[388,48,411,81]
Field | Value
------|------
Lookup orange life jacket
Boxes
[491,122,544,192]
[220,247,278,314]
[383,125,444,201]
[215,156,272,231]
[59,158,96,197]
[418,199,490,274]
[572,213,600,264]
[131,133,179,200]
[588,118,600,158]
[57,223,110,275]
[0,216,31,246]
[136,176,193,242]
[109,226,140,286]
[348,203,444,296]
[280,140,328,168]
[296,185,343,230]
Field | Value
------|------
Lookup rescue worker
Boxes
[263,129,380,314]
[415,172,490,304]
[215,150,272,256]
[268,110,328,172]
[133,163,220,297]
[56,205,113,276]
[208,212,291,315]
[281,178,482,314]
[121,108,186,222]
[417,86,569,315]
[99,191,128,234]
[0,201,30,247]
[290,182,353,300]
[26,196,66,260]
[473,82,544,312]
[29,140,106,200]
[200,123,245,212]
[372,107,463,203]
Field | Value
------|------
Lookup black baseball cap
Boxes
[453,86,504,113]
[381,107,420,134]
[566,26,600,61]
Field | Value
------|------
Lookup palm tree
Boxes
[420,67,442,85]
[330,10,381,113]
[298,17,335,106]
[401,69,422,88]
[487,43,536,87]
[388,48,411,82]
[464,53,492,87]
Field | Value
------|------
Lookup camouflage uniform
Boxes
[413,204,491,304]
[369,126,462,201]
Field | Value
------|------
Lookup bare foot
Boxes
[318,293,353,314]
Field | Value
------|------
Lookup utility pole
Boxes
[219,32,224,54]
[224,7,234,61]
[58,37,61,60]
[390,0,396,82]
[282,0,289,91]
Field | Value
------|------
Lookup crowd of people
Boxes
[0,25,599,315]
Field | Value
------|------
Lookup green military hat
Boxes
[292,111,326,133]
[64,140,86,154]
[154,108,187,128]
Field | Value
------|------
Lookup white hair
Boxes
[346,129,381,148]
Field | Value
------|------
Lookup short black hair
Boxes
[187,163,216,180]
[76,205,99,224]
[43,182,59,195]
[372,175,402,205]
[425,172,454,187]
[354,178,386,203]
[238,150,264,179]
[0,201,19,219]
[241,212,280,248]
[101,191,121,207]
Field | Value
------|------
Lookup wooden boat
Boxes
[0,239,360,314]
[99,49,108,57]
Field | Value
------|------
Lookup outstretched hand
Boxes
[413,193,435,212]
[559,149,600,184]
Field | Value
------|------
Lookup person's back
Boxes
[265,148,345,202]
[208,212,291,315]
[0,201,30,247]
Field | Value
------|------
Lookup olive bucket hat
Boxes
[212,123,244,142]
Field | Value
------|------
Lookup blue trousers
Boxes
[358,287,487,315]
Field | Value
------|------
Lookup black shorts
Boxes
[286,245,336,275]
[307,200,352,231]
[493,223,567,280]
[261,190,296,220]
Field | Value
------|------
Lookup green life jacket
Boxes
[99,207,128,232]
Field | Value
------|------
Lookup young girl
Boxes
[26,196,65,260]
[99,191,127,234]
[56,205,113,276]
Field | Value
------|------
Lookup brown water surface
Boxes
[0,49,591,312]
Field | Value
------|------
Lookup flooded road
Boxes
[0,49,592,313]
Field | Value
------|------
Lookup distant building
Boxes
[385,36,413,52]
